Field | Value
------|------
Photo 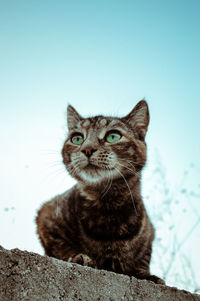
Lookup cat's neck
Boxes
[77,174,142,209]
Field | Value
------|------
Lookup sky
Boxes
[0,0,200,291]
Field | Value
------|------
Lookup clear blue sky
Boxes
[0,0,199,170]
[0,0,200,291]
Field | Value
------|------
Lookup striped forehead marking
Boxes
[98,128,107,139]
[108,120,120,127]
[99,119,107,127]
[97,118,107,139]
[81,119,91,128]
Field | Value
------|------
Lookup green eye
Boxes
[106,131,122,143]
[71,134,84,145]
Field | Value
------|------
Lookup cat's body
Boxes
[36,100,164,284]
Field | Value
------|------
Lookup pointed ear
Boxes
[123,100,150,140]
[67,105,83,130]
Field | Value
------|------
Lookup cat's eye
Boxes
[106,131,122,143]
[71,133,84,145]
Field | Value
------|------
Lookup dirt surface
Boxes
[0,245,199,301]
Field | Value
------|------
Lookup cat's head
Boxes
[62,100,149,185]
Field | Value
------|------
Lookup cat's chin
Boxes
[79,166,118,184]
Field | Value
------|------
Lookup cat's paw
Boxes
[134,273,165,285]
[68,253,96,268]
[143,275,165,285]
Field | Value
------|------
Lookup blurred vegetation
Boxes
[144,155,200,293]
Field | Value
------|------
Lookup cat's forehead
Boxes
[75,116,127,131]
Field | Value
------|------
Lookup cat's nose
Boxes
[81,147,97,158]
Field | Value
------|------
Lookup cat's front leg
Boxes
[68,253,96,268]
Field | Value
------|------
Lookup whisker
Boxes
[68,161,80,178]
[117,162,140,178]
[42,169,67,185]
[119,158,144,168]
[45,161,63,169]
[100,173,111,197]
[114,167,138,215]
[39,150,61,157]
[101,169,113,199]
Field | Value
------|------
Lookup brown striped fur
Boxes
[36,100,164,284]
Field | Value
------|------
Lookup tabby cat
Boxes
[36,100,164,284]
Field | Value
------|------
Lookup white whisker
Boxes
[119,158,144,168]
[117,162,140,178]
[114,167,138,215]
[101,169,113,199]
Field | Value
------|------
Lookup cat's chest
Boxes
[79,204,141,241]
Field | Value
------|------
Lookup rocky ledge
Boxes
[0,246,199,301]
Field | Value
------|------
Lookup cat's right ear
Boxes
[67,105,83,130]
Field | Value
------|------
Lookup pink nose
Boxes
[81,148,97,157]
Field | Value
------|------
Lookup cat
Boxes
[36,100,164,285]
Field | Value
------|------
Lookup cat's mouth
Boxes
[85,161,114,172]
[84,162,106,171]
[85,163,99,170]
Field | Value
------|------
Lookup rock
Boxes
[0,245,199,301]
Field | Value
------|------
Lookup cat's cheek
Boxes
[127,147,135,156]
[62,153,70,166]
[62,144,75,164]
[71,153,88,169]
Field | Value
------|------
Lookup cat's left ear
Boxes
[123,100,150,140]
[67,105,83,130]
